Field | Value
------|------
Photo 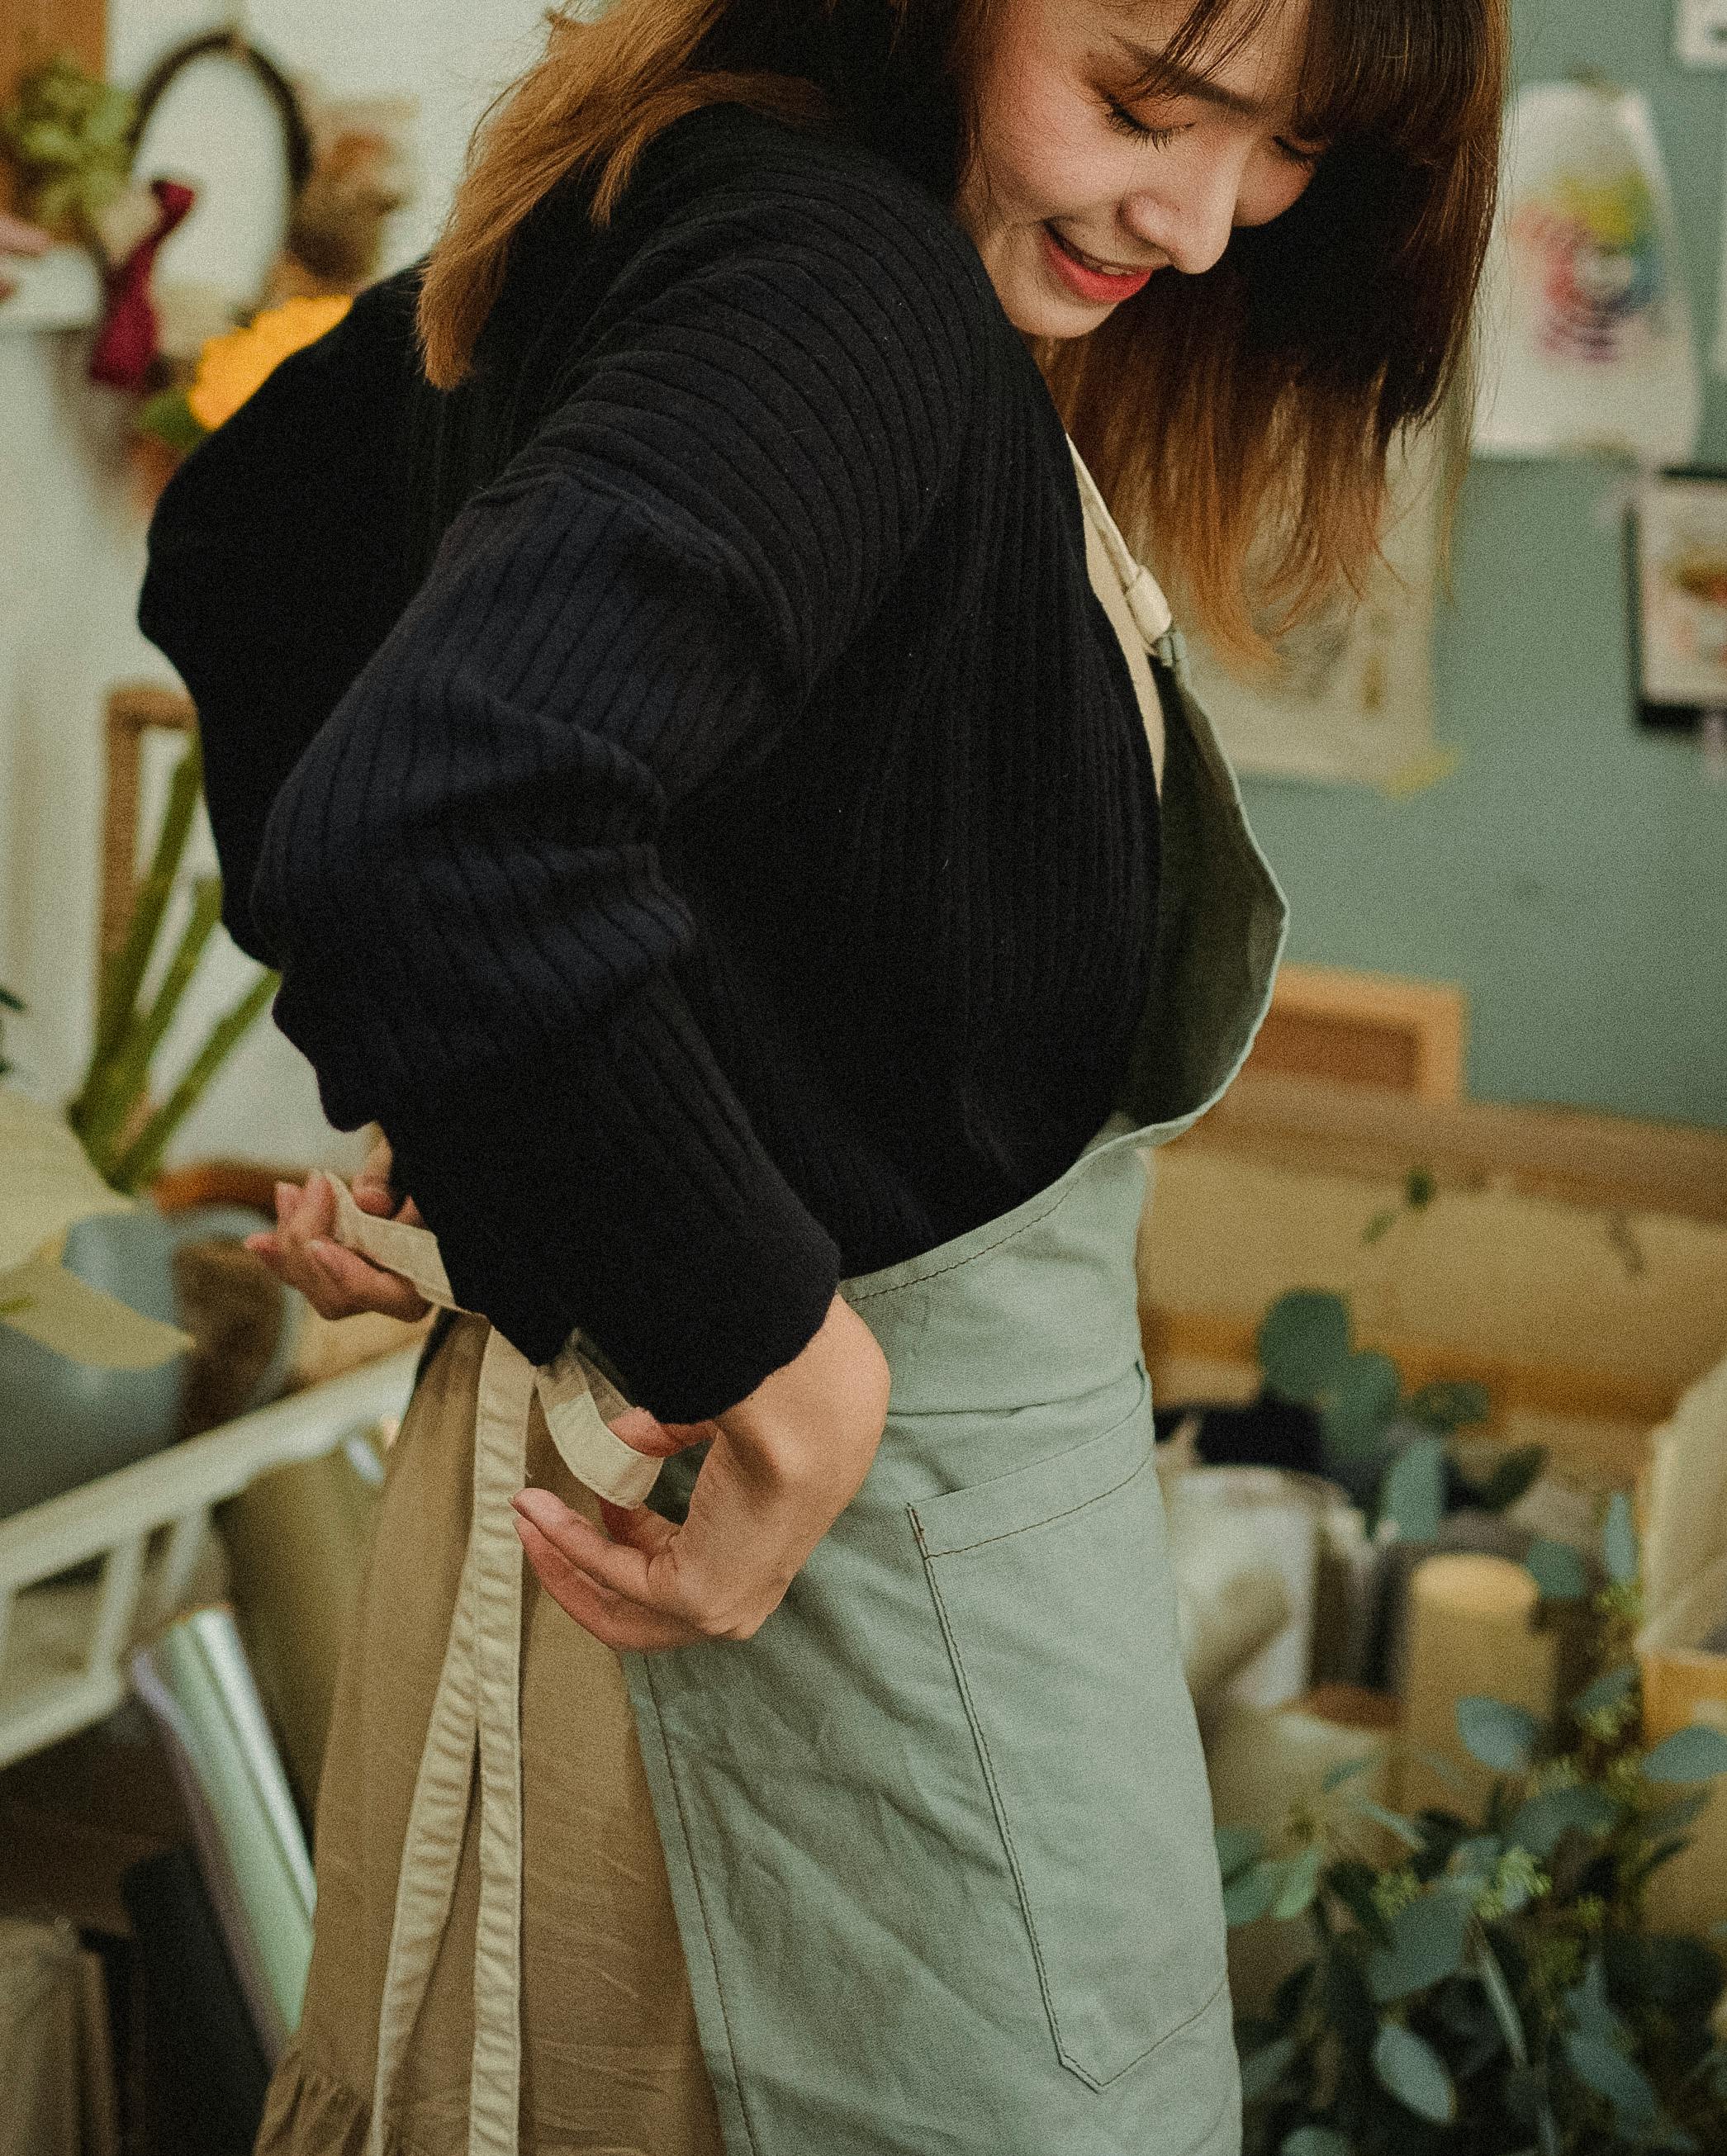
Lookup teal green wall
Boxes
[1238,0,1727,1128]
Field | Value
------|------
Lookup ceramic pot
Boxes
[0,1201,298,1522]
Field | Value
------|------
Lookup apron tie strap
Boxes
[1065,441,1174,647]
[320,1176,659,2155]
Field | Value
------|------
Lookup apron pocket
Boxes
[909,1368,1229,2092]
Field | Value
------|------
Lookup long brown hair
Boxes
[419,0,1507,666]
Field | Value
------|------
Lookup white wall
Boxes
[0,0,552,1173]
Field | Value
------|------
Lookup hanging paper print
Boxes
[1473,80,1701,466]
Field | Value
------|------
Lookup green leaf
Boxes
[1384,1434,1448,1542]
[1508,1782,1617,1859]
[1239,2033,1299,2103]
[1321,1755,1374,1794]
[1525,1538,1588,1602]
[1353,1798,1429,1851]
[1407,1379,1492,1434]
[1365,1886,1472,2002]
[1215,1825,1266,1883]
[1448,1835,1503,1882]
[1456,1696,1540,1775]
[1373,2021,1456,2123]
[1568,1955,1625,2044]
[1259,1291,1351,1401]
[1477,1444,1546,1514]
[1476,1936,1531,2068]
[1282,2132,1350,2156]
[1643,1725,1727,1784]
[1272,1843,1324,1922]
[1572,1665,1638,1720]
[1563,2030,1658,2137]
[136,386,208,455]
[1322,1349,1402,1457]
[1642,1789,1710,1837]
[1223,1860,1280,1926]
[1323,1858,1392,1943]
[1602,1492,1639,1587]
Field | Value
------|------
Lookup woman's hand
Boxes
[242,1134,432,1322]
[510,1291,891,1652]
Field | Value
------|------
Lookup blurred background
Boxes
[2,5,1726,2154]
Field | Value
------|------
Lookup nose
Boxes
[1124,146,1245,278]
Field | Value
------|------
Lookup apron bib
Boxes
[316,438,1288,2156]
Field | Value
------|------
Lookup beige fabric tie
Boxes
[321,1178,660,2156]
[1066,438,1172,793]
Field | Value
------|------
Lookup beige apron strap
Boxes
[328,1178,661,1508]
[1065,438,1175,646]
[317,1175,660,2155]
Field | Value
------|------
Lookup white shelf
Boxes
[0,245,102,335]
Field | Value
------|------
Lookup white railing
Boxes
[0,1348,420,1770]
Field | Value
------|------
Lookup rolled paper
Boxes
[1639,1354,1727,1632]
[1395,1554,1559,1821]
[1165,1467,1321,1708]
[1179,1564,1291,1708]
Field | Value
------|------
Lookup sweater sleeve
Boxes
[137,272,420,965]
[247,169,984,1420]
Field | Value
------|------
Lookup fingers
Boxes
[511,1510,700,1651]
[242,1169,431,1321]
[350,1132,397,1215]
[509,1486,755,1654]
[605,1405,718,1460]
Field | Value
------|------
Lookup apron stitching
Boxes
[634,1656,769,2156]
[913,1547,1089,2082]
[844,1176,1085,1305]
[916,1535,1235,2092]
[908,1448,1153,1559]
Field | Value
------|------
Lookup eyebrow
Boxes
[1109,34,1279,123]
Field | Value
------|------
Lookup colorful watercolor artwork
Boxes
[1184,428,1445,792]
[1631,471,1727,726]
[1475,83,1700,466]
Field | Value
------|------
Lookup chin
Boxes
[1003,287,1113,340]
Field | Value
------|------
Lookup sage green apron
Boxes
[320,437,1288,2156]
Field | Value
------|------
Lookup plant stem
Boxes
[78,877,225,1177]
[108,966,278,1192]
[69,737,202,1141]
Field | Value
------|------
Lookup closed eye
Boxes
[1103,97,1183,148]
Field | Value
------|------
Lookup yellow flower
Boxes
[187,295,353,432]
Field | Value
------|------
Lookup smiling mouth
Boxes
[1048,226,1158,278]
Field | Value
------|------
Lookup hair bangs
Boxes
[1293,0,1500,161]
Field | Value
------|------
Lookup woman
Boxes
[139,2,1506,2150]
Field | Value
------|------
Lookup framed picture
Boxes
[1629,467,1727,736]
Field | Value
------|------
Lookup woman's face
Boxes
[955,0,1327,338]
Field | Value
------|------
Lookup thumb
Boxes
[607,1405,718,1459]
[597,1495,677,1550]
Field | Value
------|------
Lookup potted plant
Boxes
[0,744,292,1519]
[1219,1500,1727,2153]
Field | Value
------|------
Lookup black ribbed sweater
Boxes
[138,100,1161,1423]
